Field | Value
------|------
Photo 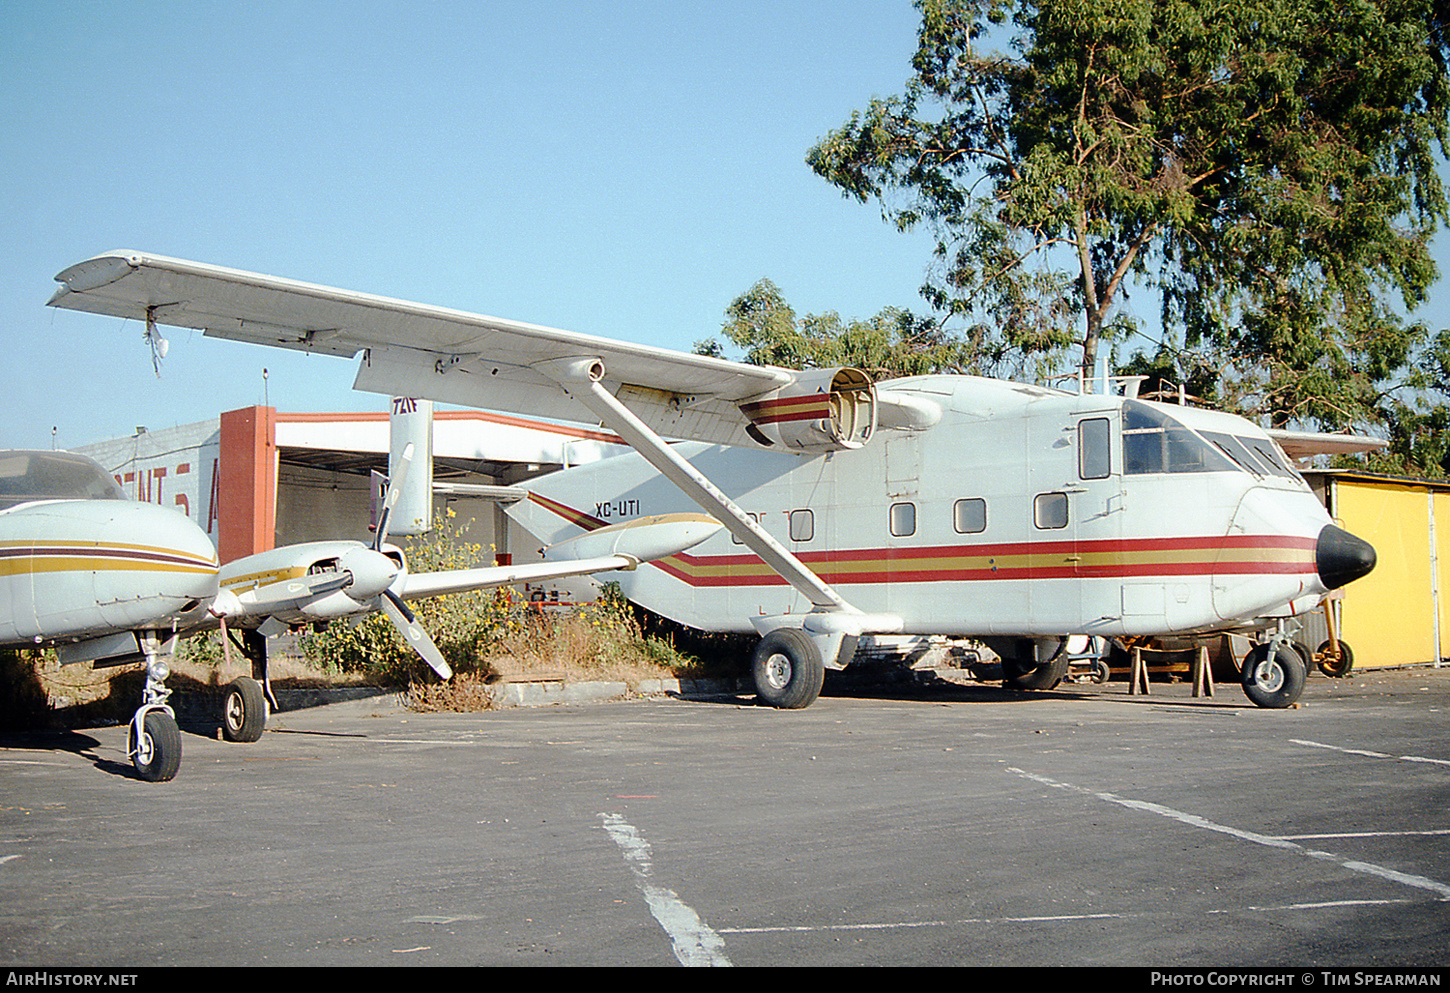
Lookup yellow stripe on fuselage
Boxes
[220,565,309,593]
[0,541,217,577]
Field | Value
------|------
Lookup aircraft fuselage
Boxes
[0,498,219,646]
[510,376,1367,642]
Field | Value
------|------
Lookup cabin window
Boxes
[1034,492,1069,530]
[954,498,987,534]
[1079,418,1111,479]
[1122,401,1235,475]
[890,502,917,537]
[731,511,762,544]
[789,509,814,542]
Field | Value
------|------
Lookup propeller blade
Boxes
[378,588,453,680]
[373,442,415,551]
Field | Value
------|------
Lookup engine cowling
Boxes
[737,368,875,453]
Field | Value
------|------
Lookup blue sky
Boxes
[4,1,1450,450]
[1,1,943,449]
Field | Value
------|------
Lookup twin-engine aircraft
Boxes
[48,250,1380,714]
[1,444,720,781]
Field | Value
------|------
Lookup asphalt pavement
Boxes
[2,666,1449,969]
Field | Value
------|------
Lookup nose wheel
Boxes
[1241,642,1306,709]
[127,631,183,781]
[128,708,181,782]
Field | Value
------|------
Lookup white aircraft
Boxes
[48,250,1380,714]
[1,443,720,781]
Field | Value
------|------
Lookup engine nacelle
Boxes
[737,368,875,453]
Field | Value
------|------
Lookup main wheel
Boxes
[1241,643,1306,709]
[222,676,268,743]
[1316,639,1355,678]
[751,629,825,709]
[1002,639,1071,690]
[129,710,182,782]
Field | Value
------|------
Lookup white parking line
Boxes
[598,812,731,967]
[1278,830,1450,840]
[1293,738,1450,767]
[1009,767,1450,901]
[719,900,1415,935]
[720,912,1123,934]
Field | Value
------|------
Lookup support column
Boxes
[218,406,277,564]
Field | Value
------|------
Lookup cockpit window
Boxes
[0,451,125,510]
[1200,432,1299,481]
[1204,432,1268,477]
[1122,402,1236,475]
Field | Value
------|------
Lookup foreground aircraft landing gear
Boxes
[222,676,268,743]
[127,631,182,782]
[129,708,182,782]
[1241,642,1306,709]
[752,629,825,709]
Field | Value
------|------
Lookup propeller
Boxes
[368,443,453,681]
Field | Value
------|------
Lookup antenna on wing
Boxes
[145,307,169,377]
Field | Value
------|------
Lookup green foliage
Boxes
[502,581,712,679]
[807,0,1450,436]
[698,278,975,378]
[298,509,518,683]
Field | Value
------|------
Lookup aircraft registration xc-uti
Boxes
[1,444,720,781]
[48,250,1381,713]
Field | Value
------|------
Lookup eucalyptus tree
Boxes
[807,0,1450,431]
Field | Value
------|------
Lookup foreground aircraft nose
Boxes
[1316,524,1376,590]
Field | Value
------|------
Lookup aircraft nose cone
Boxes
[1317,524,1376,590]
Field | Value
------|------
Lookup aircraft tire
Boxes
[222,676,268,743]
[1002,640,1070,690]
[1316,639,1355,678]
[1241,643,1306,709]
[751,629,825,709]
[130,711,182,782]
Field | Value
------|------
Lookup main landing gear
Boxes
[219,625,274,743]
[751,629,826,709]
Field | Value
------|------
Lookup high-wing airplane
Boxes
[1,442,721,781]
[48,250,1381,715]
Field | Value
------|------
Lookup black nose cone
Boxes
[1317,524,1376,590]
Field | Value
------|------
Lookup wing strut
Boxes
[534,357,854,614]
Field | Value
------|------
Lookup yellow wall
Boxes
[1336,481,1441,667]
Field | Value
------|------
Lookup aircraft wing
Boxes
[1267,429,1388,464]
[401,513,725,599]
[47,250,858,448]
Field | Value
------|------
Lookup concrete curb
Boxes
[489,676,748,708]
[230,675,753,718]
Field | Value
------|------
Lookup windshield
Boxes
[1122,402,1236,475]
[0,451,126,510]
